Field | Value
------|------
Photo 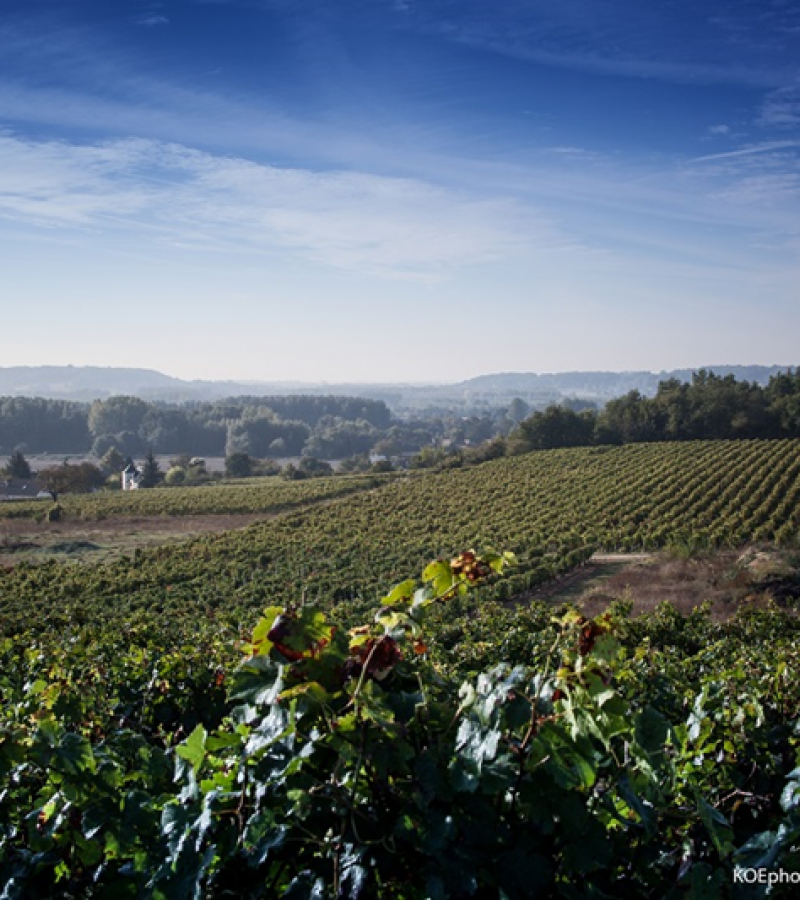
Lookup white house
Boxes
[121,462,141,491]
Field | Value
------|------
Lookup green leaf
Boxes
[54,732,96,775]
[634,706,670,755]
[382,579,416,606]
[696,796,733,857]
[248,606,284,655]
[242,810,287,868]
[588,633,621,666]
[422,560,451,584]
[176,724,207,776]
[278,681,330,703]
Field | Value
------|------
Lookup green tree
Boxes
[298,456,334,478]
[338,453,372,474]
[98,446,125,476]
[138,451,163,489]
[38,462,104,500]
[508,405,596,453]
[164,466,187,486]
[225,452,253,478]
[4,449,32,480]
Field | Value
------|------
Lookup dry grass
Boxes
[521,547,800,622]
[0,512,269,567]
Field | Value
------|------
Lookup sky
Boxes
[0,0,798,383]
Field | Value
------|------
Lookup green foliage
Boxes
[509,404,595,452]
[2,548,800,897]
[4,449,32,480]
[38,462,105,499]
[98,446,125,475]
[1,441,800,894]
[139,450,163,489]
[225,451,253,478]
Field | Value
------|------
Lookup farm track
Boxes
[0,479,391,566]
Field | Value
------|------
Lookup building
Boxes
[121,463,141,491]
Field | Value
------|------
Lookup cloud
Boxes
[393,0,796,89]
[760,84,800,127]
[136,15,170,27]
[0,133,546,278]
[689,141,800,164]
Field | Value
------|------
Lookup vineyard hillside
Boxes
[3,439,800,896]
[2,439,798,638]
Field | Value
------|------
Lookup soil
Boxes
[511,548,800,622]
[0,512,268,567]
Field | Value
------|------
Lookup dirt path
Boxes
[509,548,798,622]
[0,512,270,567]
[507,554,651,607]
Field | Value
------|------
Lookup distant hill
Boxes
[0,367,188,401]
[0,364,794,410]
[453,366,792,403]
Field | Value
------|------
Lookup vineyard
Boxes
[1,440,800,896]
[0,473,390,523]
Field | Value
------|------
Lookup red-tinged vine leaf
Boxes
[266,608,336,663]
[348,632,373,650]
[246,607,284,656]
[268,614,306,663]
[350,636,403,681]
[578,620,607,656]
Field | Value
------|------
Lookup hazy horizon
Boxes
[2,2,798,383]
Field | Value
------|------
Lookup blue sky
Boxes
[1,0,798,383]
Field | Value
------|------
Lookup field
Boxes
[0,474,388,567]
[2,440,800,896]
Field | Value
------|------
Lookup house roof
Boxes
[0,479,45,499]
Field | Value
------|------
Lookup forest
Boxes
[1,370,800,468]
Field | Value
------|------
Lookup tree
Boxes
[164,467,187,486]
[138,451,163,489]
[253,458,281,477]
[298,456,334,478]
[38,462,104,500]
[225,452,253,479]
[4,450,32,480]
[87,396,149,439]
[99,447,125,476]
[338,453,372,474]
[509,405,596,453]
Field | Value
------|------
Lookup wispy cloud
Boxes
[0,133,547,278]
[689,141,800,163]
[394,0,798,89]
[136,15,169,28]
[760,84,800,127]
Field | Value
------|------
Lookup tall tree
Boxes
[138,451,163,488]
[5,450,32,480]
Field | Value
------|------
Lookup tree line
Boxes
[0,394,392,458]
[506,369,800,454]
[3,370,799,467]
